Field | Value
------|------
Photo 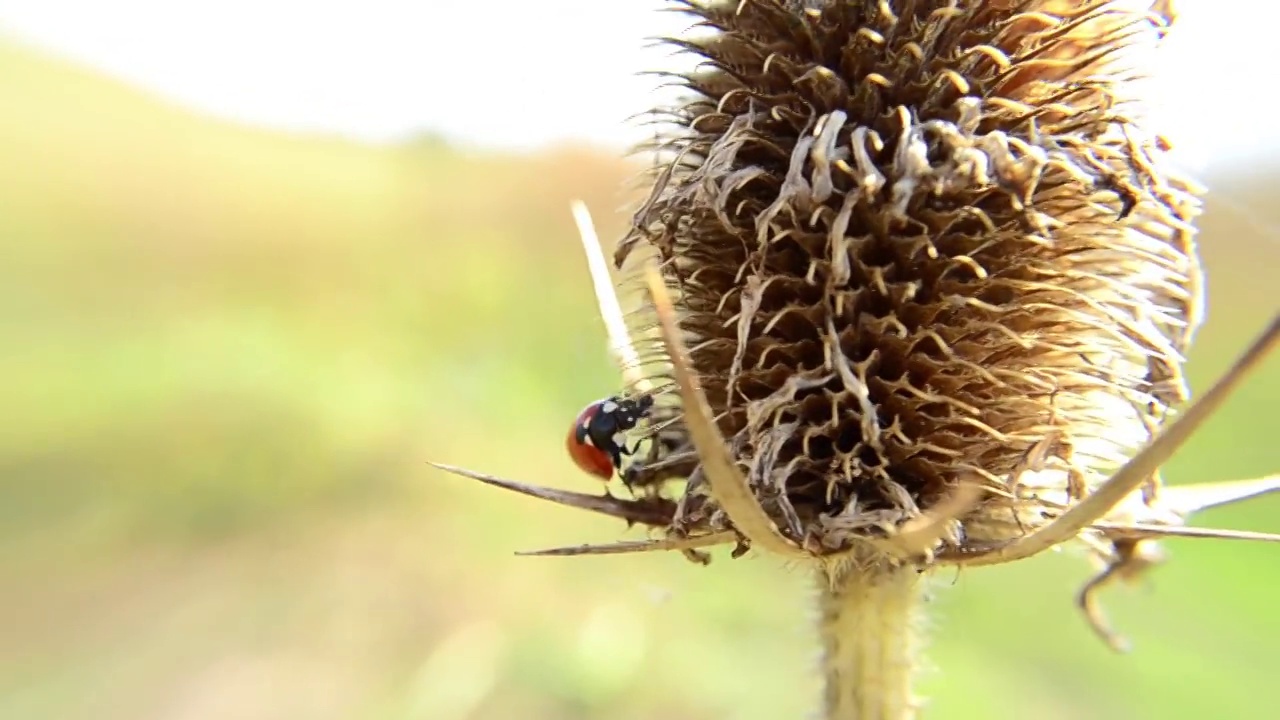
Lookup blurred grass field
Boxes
[0,39,1277,720]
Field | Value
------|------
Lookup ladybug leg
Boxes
[614,439,650,471]
[614,442,650,493]
[607,444,628,470]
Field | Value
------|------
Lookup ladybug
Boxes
[566,394,655,481]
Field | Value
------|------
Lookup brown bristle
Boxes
[618,0,1202,552]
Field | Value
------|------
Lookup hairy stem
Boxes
[817,559,925,720]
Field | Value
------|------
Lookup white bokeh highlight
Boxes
[0,0,1275,173]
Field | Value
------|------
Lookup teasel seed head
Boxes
[432,3,1280,704]
[614,0,1213,563]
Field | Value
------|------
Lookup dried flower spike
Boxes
[433,1,1279,717]
[615,0,1276,608]
[621,0,1211,560]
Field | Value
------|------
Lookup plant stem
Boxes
[817,559,925,720]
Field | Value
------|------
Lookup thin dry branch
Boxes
[1150,475,1280,519]
[644,264,810,559]
[571,200,653,393]
[427,461,674,527]
[951,315,1279,567]
[516,531,738,557]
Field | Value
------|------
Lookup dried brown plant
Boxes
[433,1,1279,717]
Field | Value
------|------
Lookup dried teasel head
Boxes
[433,0,1280,654]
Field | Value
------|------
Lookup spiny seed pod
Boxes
[599,0,1273,572]
[619,0,1206,555]
[434,1,1279,717]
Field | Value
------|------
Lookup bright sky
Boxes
[0,0,1276,173]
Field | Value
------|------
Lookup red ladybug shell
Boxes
[566,403,614,480]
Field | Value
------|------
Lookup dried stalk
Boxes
[431,2,1280,717]
[818,558,926,720]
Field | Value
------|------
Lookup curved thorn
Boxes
[516,531,738,557]
[881,480,985,559]
[644,265,809,559]
[1077,561,1133,654]
[1091,522,1280,543]
[427,461,674,527]
[1076,538,1164,654]
[570,200,652,393]
[954,314,1279,567]
[1156,475,1280,519]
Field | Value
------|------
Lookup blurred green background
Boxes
[1,39,1277,720]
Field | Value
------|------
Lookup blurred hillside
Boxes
[0,40,1276,720]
